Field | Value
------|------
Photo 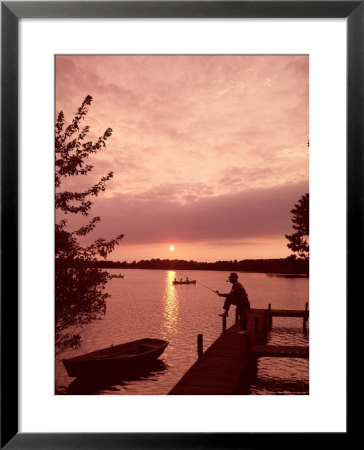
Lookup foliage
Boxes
[55,96,124,355]
[285,193,309,260]
[87,256,309,275]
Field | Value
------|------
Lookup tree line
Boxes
[88,255,308,275]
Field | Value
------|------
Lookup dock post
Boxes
[303,302,308,331]
[254,317,259,334]
[222,316,227,333]
[246,334,258,380]
[268,303,272,330]
[197,334,203,357]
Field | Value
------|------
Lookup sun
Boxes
[169,245,175,252]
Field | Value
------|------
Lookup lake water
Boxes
[55,269,309,395]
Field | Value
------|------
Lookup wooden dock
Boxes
[267,303,309,331]
[169,322,250,395]
[251,344,309,358]
[270,309,308,317]
[169,309,267,395]
[168,305,308,395]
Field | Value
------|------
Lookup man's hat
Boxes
[228,272,239,279]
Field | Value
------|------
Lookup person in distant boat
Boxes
[216,273,250,334]
[186,277,189,282]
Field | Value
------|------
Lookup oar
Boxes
[196,281,220,296]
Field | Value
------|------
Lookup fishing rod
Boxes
[196,281,220,296]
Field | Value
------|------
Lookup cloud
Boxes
[66,180,309,247]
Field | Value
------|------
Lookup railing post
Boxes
[222,316,226,333]
[197,334,203,357]
[268,303,272,330]
[303,302,308,331]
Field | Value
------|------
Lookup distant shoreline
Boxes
[86,257,309,276]
[111,268,309,278]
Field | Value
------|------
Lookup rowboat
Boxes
[172,280,196,285]
[66,359,167,394]
[63,338,168,378]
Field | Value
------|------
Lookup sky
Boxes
[56,55,309,262]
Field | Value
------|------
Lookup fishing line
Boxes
[196,281,220,295]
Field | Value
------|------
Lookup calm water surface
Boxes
[56,269,309,395]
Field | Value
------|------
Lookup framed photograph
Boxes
[1,1,356,447]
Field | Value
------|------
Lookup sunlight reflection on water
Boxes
[162,271,179,337]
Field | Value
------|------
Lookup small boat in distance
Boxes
[63,338,168,378]
[172,279,196,285]
[111,274,124,279]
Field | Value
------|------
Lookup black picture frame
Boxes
[1,1,356,448]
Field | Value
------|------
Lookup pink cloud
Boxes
[63,180,308,247]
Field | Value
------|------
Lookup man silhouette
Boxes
[217,273,250,335]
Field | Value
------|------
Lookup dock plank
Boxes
[270,309,309,317]
[252,345,309,358]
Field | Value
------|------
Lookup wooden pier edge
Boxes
[168,306,309,395]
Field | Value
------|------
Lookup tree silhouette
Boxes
[55,96,124,355]
[285,193,309,259]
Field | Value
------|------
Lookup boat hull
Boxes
[172,280,196,285]
[63,338,168,378]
